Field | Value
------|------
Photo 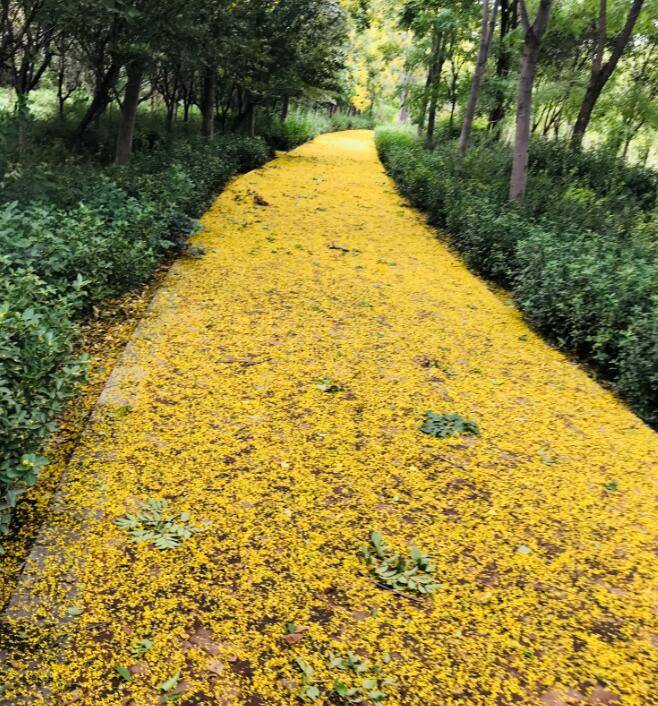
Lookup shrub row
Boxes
[0,134,270,540]
[376,126,658,428]
[260,110,375,151]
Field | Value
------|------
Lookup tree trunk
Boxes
[398,71,412,123]
[425,37,446,146]
[417,31,440,136]
[165,100,175,132]
[570,0,644,149]
[114,60,144,165]
[201,67,216,139]
[234,99,256,136]
[57,60,66,119]
[458,0,499,154]
[280,95,289,121]
[73,62,120,148]
[425,87,440,145]
[488,0,518,135]
[509,0,554,201]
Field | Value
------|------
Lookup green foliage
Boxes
[361,531,441,595]
[376,126,658,428]
[328,113,376,132]
[115,498,205,550]
[261,111,332,150]
[259,110,375,151]
[294,658,320,701]
[316,377,344,393]
[114,666,132,683]
[0,263,87,540]
[130,638,154,658]
[420,412,480,439]
[330,652,396,703]
[0,133,268,546]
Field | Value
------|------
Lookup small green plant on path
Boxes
[294,658,320,701]
[130,637,153,658]
[114,665,132,683]
[115,498,205,550]
[361,531,441,596]
[158,671,182,703]
[331,652,396,703]
[316,377,344,393]
[420,412,480,439]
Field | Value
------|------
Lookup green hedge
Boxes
[376,126,658,428]
[0,134,270,542]
[260,110,376,151]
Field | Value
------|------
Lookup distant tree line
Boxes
[0,0,349,163]
[392,0,657,199]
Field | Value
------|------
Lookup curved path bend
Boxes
[2,131,657,705]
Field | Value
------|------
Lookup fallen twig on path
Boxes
[374,581,425,604]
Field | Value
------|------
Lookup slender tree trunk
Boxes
[488,0,518,135]
[509,43,539,200]
[57,60,66,119]
[425,37,446,146]
[165,100,175,131]
[621,134,632,160]
[183,95,191,122]
[114,60,144,165]
[398,72,412,123]
[570,0,644,149]
[73,62,120,148]
[425,88,440,145]
[201,67,216,139]
[280,95,289,121]
[238,102,256,136]
[509,0,554,201]
[417,31,440,136]
[458,0,500,154]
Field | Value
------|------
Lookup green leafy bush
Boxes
[0,262,86,537]
[259,110,332,150]
[0,133,270,543]
[260,109,375,151]
[376,126,658,427]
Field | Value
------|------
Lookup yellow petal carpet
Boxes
[1,131,657,705]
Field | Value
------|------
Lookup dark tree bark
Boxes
[235,101,256,137]
[114,59,144,165]
[55,48,81,119]
[201,67,216,139]
[72,61,121,148]
[458,0,500,154]
[425,35,447,146]
[509,0,554,201]
[417,30,440,136]
[280,95,289,121]
[488,0,518,135]
[570,0,645,149]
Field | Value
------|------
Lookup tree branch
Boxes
[518,0,530,34]
[593,0,606,74]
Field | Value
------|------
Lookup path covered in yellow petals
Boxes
[2,131,657,706]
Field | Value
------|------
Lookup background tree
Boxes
[571,0,646,148]
[458,0,499,154]
[509,0,554,201]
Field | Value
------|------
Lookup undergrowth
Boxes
[376,125,658,429]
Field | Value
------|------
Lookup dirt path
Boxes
[2,131,657,706]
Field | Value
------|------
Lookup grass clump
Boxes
[115,498,205,550]
[361,531,441,596]
[420,412,480,439]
